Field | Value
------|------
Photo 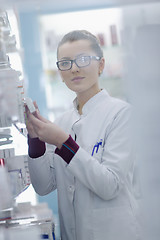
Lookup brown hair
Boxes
[57,30,103,59]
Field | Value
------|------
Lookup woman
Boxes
[26,30,140,240]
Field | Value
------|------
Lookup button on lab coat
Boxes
[28,89,140,240]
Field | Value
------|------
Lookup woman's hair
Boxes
[57,30,103,58]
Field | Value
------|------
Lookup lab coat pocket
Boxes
[92,147,104,163]
[92,207,139,240]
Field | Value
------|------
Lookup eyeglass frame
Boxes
[56,55,101,71]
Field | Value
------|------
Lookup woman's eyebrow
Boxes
[60,53,86,60]
[60,57,71,60]
[76,53,86,57]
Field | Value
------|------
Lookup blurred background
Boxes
[0,0,160,239]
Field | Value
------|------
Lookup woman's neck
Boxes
[77,87,101,115]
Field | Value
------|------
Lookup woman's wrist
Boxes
[28,133,38,138]
[28,135,46,158]
[55,135,79,164]
[56,132,69,149]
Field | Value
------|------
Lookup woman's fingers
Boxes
[36,111,50,123]
[29,113,42,126]
[33,101,39,112]
[26,101,50,124]
[29,114,48,134]
[24,106,38,138]
[24,105,31,122]
[24,102,51,139]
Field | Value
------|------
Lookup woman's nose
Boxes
[71,61,80,72]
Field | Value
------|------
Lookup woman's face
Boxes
[57,40,105,95]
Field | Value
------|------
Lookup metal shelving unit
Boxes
[0,9,56,240]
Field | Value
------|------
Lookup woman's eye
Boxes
[77,56,90,65]
[80,56,89,62]
[77,57,84,63]
[61,61,70,66]
[80,57,85,62]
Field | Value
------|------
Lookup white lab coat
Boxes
[28,89,141,240]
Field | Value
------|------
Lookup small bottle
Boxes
[0,158,5,166]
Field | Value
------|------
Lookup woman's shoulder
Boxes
[101,89,130,109]
[109,94,130,107]
[101,92,131,116]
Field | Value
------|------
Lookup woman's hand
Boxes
[26,106,69,148]
[25,101,49,138]
[25,101,39,138]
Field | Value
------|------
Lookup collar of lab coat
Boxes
[73,89,110,116]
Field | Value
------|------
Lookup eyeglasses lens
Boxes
[76,56,90,67]
[57,56,92,70]
[58,61,71,70]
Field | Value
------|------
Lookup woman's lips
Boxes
[71,76,85,82]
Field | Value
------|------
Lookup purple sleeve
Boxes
[28,135,46,158]
[55,135,79,164]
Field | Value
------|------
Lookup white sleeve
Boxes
[28,144,57,196]
[67,106,133,200]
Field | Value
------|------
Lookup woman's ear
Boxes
[99,57,105,76]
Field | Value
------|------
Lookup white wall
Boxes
[122,3,160,240]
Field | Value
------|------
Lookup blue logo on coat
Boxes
[91,139,103,156]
